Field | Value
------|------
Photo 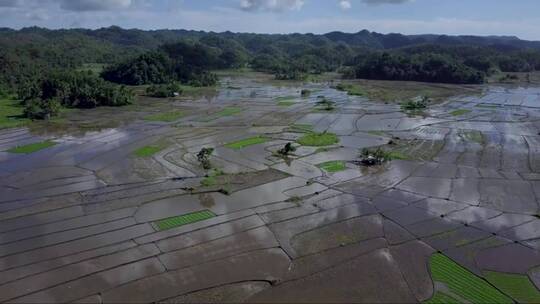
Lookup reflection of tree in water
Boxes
[199,193,215,208]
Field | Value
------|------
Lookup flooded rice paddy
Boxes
[2,75,540,302]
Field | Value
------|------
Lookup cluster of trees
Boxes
[18,71,133,119]
[354,52,485,84]
[102,41,222,86]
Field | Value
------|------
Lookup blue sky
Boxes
[1,0,539,40]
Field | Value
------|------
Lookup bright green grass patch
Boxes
[144,111,185,122]
[297,132,339,147]
[336,83,367,96]
[0,98,29,129]
[461,130,484,145]
[484,271,540,303]
[225,136,268,150]
[450,109,472,116]
[278,101,296,107]
[7,140,56,154]
[429,253,512,304]
[424,291,460,304]
[386,150,410,160]
[134,145,164,157]
[200,107,243,122]
[476,104,500,109]
[200,175,217,187]
[200,169,225,187]
[318,161,347,173]
[154,210,216,231]
[216,107,243,116]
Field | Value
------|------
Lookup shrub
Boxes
[316,98,336,111]
[277,142,297,156]
[23,98,61,120]
[197,147,214,170]
[146,83,183,98]
[401,96,430,111]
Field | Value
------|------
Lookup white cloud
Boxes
[339,0,351,10]
[240,0,304,12]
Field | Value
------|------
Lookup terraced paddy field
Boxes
[2,74,540,302]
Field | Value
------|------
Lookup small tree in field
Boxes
[197,147,214,170]
[277,142,296,156]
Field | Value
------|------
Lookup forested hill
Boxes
[2,26,540,51]
[2,26,540,89]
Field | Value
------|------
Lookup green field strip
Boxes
[318,160,347,173]
[154,210,216,231]
[224,136,268,150]
[297,132,339,147]
[424,291,461,304]
[484,271,540,303]
[133,145,164,157]
[7,140,57,154]
[199,107,243,122]
[450,109,472,116]
[277,101,296,107]
[428,253,512,304]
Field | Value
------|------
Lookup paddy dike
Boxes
[1,75,540,303]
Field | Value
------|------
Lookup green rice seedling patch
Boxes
[424,291,460,304]
[336,83,367,96]
[484,271,540,303]
[200,169,225,187]
[278,100,296,107]
[154,210,216,231]
[450,109,472,116]
[429,253,512,304]
[297,132,339,147]
[216,107,243,117]
[461,130,484,145]
[225,136,269,150]
[318,161,347,173]
[200,107,243,122]
[7,140,56,154]
[144,111,185,122]
[476,104,500,109]
[385,150,410,160]
[134,145,164,157]
[0,98,29,129]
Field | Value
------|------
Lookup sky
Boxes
[1,0,540,40]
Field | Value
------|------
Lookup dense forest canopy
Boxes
[2,26,540,90]
[18,70,133,119]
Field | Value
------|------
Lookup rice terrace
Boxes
[2,0,540,303]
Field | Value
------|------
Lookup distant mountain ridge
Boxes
[323,30,540,50]
[1,26,539,51]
